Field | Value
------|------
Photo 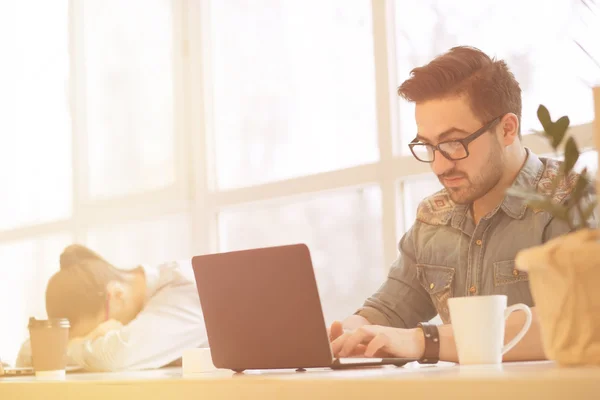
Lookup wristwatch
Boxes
[416,322,440,364]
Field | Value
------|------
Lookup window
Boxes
[575,150,599,177]
[83,0,176,199]
[0,0,70,365]
[209,0,379,189]
[86,214,192,268]
[0,0,184,365]
[0,234,71,365]
[0,0,71,231]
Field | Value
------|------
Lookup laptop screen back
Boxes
[192,243,334,370]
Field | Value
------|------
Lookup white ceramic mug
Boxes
[448,295,532,365]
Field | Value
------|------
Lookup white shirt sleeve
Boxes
[67,282,207,372]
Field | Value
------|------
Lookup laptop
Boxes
[191,243,416,372]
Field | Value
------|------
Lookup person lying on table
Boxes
[16,244,208,372]
[329,46,597,363]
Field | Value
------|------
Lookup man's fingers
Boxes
[339,328,374,357]
[331,332,351,356]
[347,344,369,357]
[364,333,389,357]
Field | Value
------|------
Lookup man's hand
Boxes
[327,314,372,342]
[84,319,123,341]
[331,325,425,359]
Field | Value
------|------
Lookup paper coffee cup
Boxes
[28,317,70,378]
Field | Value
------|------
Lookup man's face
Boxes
[414,96,504,204]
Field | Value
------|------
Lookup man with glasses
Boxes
[329,46,596,363]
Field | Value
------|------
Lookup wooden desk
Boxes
[1,361,599,400]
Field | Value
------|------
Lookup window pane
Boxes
[575,150,599,177]
[84,0,175,198]
[0,1,71,231]
[395,0,598,153]
[0,233,71,365]
[210,0,379,189]
[86,213,192,268]
[402,176,443,233]
[218,187,385,324]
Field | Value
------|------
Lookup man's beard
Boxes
[439,153,504,205]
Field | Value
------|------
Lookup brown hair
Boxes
[398,46,522,136]
[45,245,125,324]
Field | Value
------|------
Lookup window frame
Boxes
[0,0,595,275]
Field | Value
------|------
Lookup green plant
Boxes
[507,105,597,230]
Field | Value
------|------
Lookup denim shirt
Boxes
[356,149,597,327]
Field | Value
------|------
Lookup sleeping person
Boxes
[16,244,208,372]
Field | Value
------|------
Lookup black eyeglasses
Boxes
[408,116,503,163]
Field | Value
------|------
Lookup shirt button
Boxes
[475,239,482,246]
[430,283,435,289]
[469,286,477,294]
[513,269,519,276]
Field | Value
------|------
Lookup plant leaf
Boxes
[538,104,552,134]
[563,136,580,174]
[567,168,590,207]
[552,116,570,148]
[537,105,552,132]
[537,105,570,149]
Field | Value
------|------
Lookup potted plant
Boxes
[508,102,599,366]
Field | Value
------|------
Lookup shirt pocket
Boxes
[415,264,455,323]
[493,260,529,286]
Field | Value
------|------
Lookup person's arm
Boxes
[15,322,124,369]
[349,225,437,329]
[68,282,206,372]
[334,307,544,362]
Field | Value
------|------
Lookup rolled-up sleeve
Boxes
[354,226,436,328]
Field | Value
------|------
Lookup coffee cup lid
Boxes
[28,317,70,329]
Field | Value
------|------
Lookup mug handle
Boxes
[501,303,533,355]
